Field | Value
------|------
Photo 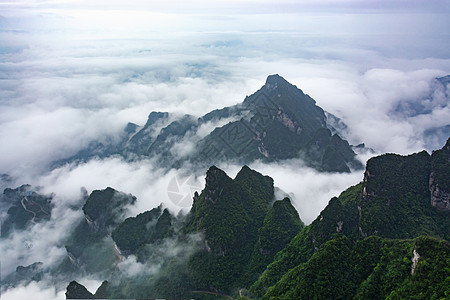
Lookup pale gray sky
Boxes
[0,2,449,298]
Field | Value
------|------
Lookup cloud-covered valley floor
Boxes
[1,1,449,298]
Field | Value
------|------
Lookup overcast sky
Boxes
[1,1,449,298]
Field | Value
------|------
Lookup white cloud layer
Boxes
[0,1,449,298]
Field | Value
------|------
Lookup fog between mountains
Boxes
[1,1,449,299]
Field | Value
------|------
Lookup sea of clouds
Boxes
[1,1,449,298]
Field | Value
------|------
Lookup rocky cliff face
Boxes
[181,165,301,294]
[63,187,136,270]
[60,74,363,173]
[82,187,136,233]
[358,149,450,239]
[429,173,450,210]
[251,140,450,299]
[193,74,362,172]
[429,138,450,211]
[0,185,53,237]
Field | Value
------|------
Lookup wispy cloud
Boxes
[0,1,449,298]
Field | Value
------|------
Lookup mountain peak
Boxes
[265,74,287,84]
[264,74,291,91]
[205,165,231,191]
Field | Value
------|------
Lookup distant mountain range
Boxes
[58,74,364,173]
[5,138,438,299]
[1,75,449,299]
[62,138,449,300]
[2,139,449,300]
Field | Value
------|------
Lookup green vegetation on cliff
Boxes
[184,165,276,293]
[243,197,304,286]
[251,141,450,299]
[0,185,53,237]
[63,139,449,300]
[111,205,167,255]
[250,183,362,298]
[263,235,450,299]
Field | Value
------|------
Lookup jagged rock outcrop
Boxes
[61,75,363,173]
[66,281,95,299]
[429,173,450,210]
[429,138,450,211]
[183,165,301,294]
[111,205,175,259]
[0,185,53,237]
[125,111,169,155]
[82,187,136,233]
[193,74,363,172]
[63,187,136,270]
[1,262,45,287]
[251,140,450,298]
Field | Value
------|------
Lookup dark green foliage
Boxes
[302,128,364,172]
[65,220,105,258]
[1,185,52,237]
[193,75,361,172]
[259,121,305,159]
[146,114,197,156]
[111,206,163,254]
[250,184,361,298]
[1,262,44,286]
[354,239,413,299]
[360,151,449,239]
[253,143,450,299]
[309,185,361,245]
[82,187,136,232]
[234,165,275,227]
[430,138,450,192]
[387,236,450,299]
[244,198,304,286]
[152,208,175,240]
[93,281,110,298]
[184,165,276,293]
[58,75,361,173]
[263,234,354,300]
[263,235,450,300]
[126,111,169,155]
[59,139,450,299]
[63,187,136,273]
[82,187,115,220]
[66,281,95,299]
[199,106,239,123]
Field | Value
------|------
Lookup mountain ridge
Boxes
[57,74,363,173]
[59,138,450,299]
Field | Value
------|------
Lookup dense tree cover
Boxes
[82,187,136,232]
[194,75,362,172]
[263,235,450,299]
[57,75,362,173]
[252,145,449,298]
[430,137,450,191]
[64,141,449,299]
[301,127,363,172]
[66,281,95,299]
[361,151,449,239]
[111,206,163,254]
[64,165,304,299]
[61,187,136,274]
[0,185,53,237]
[183,166,277,293]
[243,198,304,286]
[250,183,362,298]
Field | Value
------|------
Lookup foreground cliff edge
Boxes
[63,138,449,299]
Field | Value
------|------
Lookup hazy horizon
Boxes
[1,1,449,298]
